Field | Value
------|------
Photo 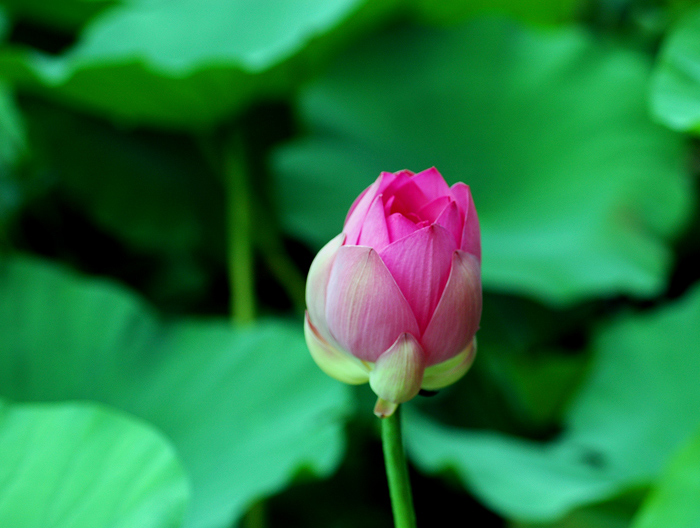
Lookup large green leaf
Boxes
[0,256,351,528]
[273,18,691,305]
[650,6,700,133]
[0,0,396,128]
[404,282,700,522]
[0,399,188,528]
[630,426,700,528]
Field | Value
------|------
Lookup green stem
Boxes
[224,132,255,324]
[381,406,417,528]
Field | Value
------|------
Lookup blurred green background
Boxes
[0,0,699,527]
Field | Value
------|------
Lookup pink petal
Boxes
[305,233,344,341]
[421,251,481,365]
[435,200,462,248]
[417,195,451,224]
[325,246,419,362]
[358,194,391,251]
[383,194,395,215]
[451,182,481,261]
[378,170,411,194]
[450,182,471,221]
[386,179,430,217]
[343,177,381,245]
[411,167,452,201]
[460,191,481,262]
[381,170,413,198]
[386,213,419,243]
[379,224,455,333]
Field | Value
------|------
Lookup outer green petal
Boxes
[369,333,425,404]
[304,312,370,385]
[305,233,344,339]
[421,338,476,391]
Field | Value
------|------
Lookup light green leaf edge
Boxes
[651,6,700,133]
[0,399,189,528]
[630,425,700,528]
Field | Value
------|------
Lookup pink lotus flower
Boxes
[304,168,482,417]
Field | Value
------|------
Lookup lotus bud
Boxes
[304,168,482,417]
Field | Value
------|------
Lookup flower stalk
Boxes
[381,406,417,528]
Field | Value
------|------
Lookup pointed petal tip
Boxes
[357,193,390,250]
[416,166,441,178]
[344,178,382,244]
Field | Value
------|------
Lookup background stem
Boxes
[223,131,265,528]
[225,131,255,324]
[381,406,417,528]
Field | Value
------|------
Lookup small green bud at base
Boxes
[369,333,425,407]
[374,398,399,418]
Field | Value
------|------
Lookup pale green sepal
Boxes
[421,338,476,391]
[304,312,370,385]
[374,398,398,418]
[369,333,425,404]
